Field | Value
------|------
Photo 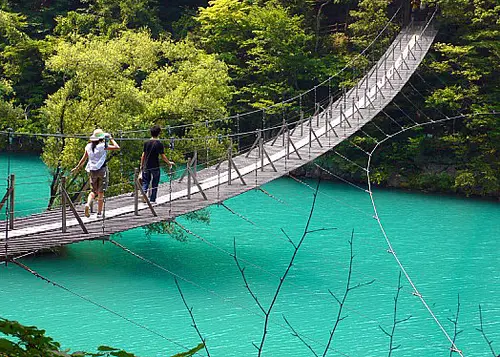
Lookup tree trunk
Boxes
[315,0,332,53]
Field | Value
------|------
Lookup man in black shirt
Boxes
[140,125,174,203]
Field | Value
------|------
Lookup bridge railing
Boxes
[0,6,439,246]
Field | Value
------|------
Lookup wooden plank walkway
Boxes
[0,23,437,261]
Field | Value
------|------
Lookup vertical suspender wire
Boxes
[119,130,123,193]
[4,129,13,264]
[217,132,221,204]
[236,114,241,152]
[205,120,209,164]
[299,94,303,136]
[282,93,287,173]
[314,86,317,109]
[262,109,266,140]
[254,131,258,187]
[328,78,331,104]
[169,165,173,218]
[101,167,108,235]
[169,138,174,218]
[314,86,317,126]
[217,163,221,204]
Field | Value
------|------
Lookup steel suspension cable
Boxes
[11,259,203,356]
[364,113,499,356]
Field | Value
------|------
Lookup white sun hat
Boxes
[89,128,105,141]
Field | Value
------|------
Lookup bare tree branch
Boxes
[448,294,463,357]
[476,305,497,357]
[174,278,210,357]
[306,227,337,234]
[280,228,296,249]
[315,0,333,53]
[322,230,375,357]
[283,315,319,357]
[379,271,411,357]
[233,238,266,315]
[233,179,322,356]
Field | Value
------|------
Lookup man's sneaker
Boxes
[84,204,90,218]
[96,212,102,219]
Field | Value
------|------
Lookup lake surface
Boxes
[1,154,499,357]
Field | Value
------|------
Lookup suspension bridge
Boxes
[0,18,438,262]
[2,9,481,355]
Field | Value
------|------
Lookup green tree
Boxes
[0,9,43,110]
[54,0,162,38]
[196,0,319,110]
[41,29,232,207]
[424,0,500,196]
[348,0,398,51]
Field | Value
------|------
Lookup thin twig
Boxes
[306,227,337,234]
[233,238,266,315]
[476,305,497,357]
[323,230,375,356]
[379,271,411,357]
[174,278,210,357]
[280,228,296,249]
[233,179,322,356]
[283,315,319,357]
[448,294,463,357]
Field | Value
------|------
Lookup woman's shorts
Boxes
[89,166,108,194]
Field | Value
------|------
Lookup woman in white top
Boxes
[71,129,120,218]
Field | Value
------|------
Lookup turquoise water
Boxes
[1,154,499,357]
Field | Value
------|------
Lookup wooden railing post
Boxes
[9,174,14,230]
[61,176,67,233]
[134,168,139,216]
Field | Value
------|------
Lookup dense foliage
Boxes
[0,0,498,199]
[0,317,204,357]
